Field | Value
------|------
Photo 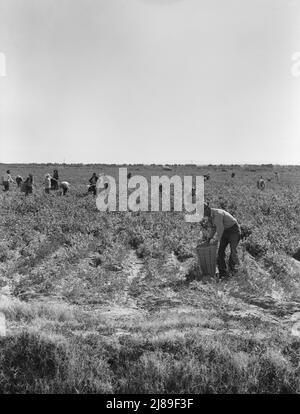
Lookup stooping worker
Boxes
[257,176,265,190]
[2,170,15,191]
[203,203,241,279]
[16,175,23,188]
[60,181,70,196]
[23,174,34,196]
[44,173,52,194]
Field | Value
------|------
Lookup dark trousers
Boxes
[3,182,9,191]
[25,185,33,196]
[218,223,241,276]
[88,184,96,195]
[51,178,58,190]
[45,188,50,194]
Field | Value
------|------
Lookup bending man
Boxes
[204,203,241,279]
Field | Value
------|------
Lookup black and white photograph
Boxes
[0,0,300,399]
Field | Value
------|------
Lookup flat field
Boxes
[0,164,300,393]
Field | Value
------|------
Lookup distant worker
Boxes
[204,203,241,279]
[16,175,23,188]
[23,174,34,196]
[257,176,265,190]
[231,172,235,178]
[2,170,15,192]
[88,172,98,196]
[44,173,51,194]
[60,181,70,196]
[89,172,98,185]
[274,171,280,182]
[52,169,59,190]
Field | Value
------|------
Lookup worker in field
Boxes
[88,172,98,196]
[44,173,51,194]
[16,175,23,188]
[257,176,265,190]
[60,181,70,195]
[204,203,241,279]
[23,174,34,196]
[2,170,15,191]
[52,169,59,190]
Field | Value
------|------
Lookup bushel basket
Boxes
[196,241,218,277]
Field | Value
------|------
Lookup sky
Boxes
[0,0,300,164]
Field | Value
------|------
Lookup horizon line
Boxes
[0,162,299,167]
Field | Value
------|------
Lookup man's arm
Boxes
[207,223,216,241]
[205,215,216,242]
[214,212,224,240]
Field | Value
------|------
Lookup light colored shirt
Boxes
[60,181,70,189]
[3,173,14,183]
[209,208,238,240]
[45,176,51,189]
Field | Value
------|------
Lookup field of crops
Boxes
[0,163,300,393]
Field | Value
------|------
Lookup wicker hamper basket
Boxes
[196,241,218,277]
